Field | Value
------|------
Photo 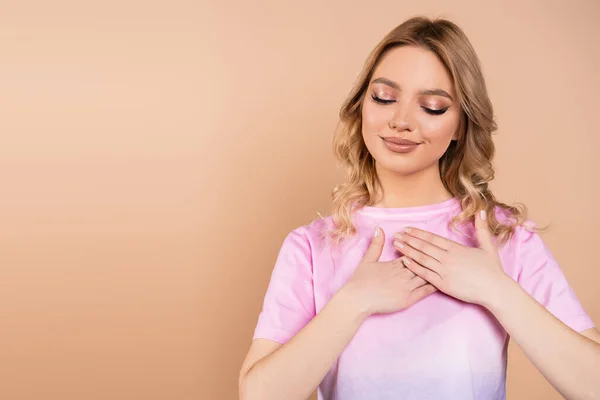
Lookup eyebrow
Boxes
[371,77,454,101]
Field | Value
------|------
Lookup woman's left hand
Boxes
[393,210,511,307]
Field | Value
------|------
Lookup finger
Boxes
[475,209,495,253]
[363,226,385,262]
[408,275,428,290]
[394,232,446,262]
[398,227,459,251]
[398,257,416,278]
[388,259,416,279]
[403,258,442,287]
[406,284,437,306]
[399,256,415,272]
[394,240,443,276]
[387,257,407,269]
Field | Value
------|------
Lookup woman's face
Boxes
[361,45,461,176]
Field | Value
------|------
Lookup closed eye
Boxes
[422,107,448,115]
[371,94,395,104]
[371,94,450,115]
[371,94,449,115]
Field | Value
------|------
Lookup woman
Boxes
[238,16,600,400]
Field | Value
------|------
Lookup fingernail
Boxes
[403,258,411,265]
[394,240,404,248]
[480,210,487,221]
[404,227,412,233]
[395,234,403,241]
[374,226,380,237]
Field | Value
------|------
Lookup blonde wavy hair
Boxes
[328,16,540,247]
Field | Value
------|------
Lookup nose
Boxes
[388,103,415,132]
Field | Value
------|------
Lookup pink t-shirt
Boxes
[252,197,595,400]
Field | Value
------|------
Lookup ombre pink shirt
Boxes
[252,198,595,400]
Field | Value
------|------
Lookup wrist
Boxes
[480,273,518,313]
[336,283,372,321]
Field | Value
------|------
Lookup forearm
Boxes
[485,277,600,400]
[241,287,368,400]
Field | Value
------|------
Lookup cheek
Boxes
[419,112,460,144]
[361,102,390,135]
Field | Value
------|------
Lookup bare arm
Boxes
[485,277,600,400]
[239,227,436,400]
[238,288,368,400]
[581,327,600,344]
[394,213,600,400]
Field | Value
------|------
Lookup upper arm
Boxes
[252,228,316,344]
[511,225,595,333]
[580,328,600,345]
[238,339,282,386]
[239,227,315,391]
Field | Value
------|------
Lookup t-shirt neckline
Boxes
[355,197,461,219]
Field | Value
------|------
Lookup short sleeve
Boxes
[514,226,595,333]
[252,227,316,344]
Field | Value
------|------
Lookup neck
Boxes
[372,163,454,208]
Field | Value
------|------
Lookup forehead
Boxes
[371,46,455,95]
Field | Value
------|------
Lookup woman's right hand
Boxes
[342,227,438,316]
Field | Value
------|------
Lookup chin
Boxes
[374,157,426,176]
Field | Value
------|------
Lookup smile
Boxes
[381,137,421,153]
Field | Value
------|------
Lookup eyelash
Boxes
[370,94,449,115]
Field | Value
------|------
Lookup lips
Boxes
[382,137,420,145]
[381,136,421,154]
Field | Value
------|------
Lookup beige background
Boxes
[1,1,598,399]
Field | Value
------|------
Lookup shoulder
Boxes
[492,205,542,248]
[458,205,538,249]
[493,207,554,278]
[278,214,336,257]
